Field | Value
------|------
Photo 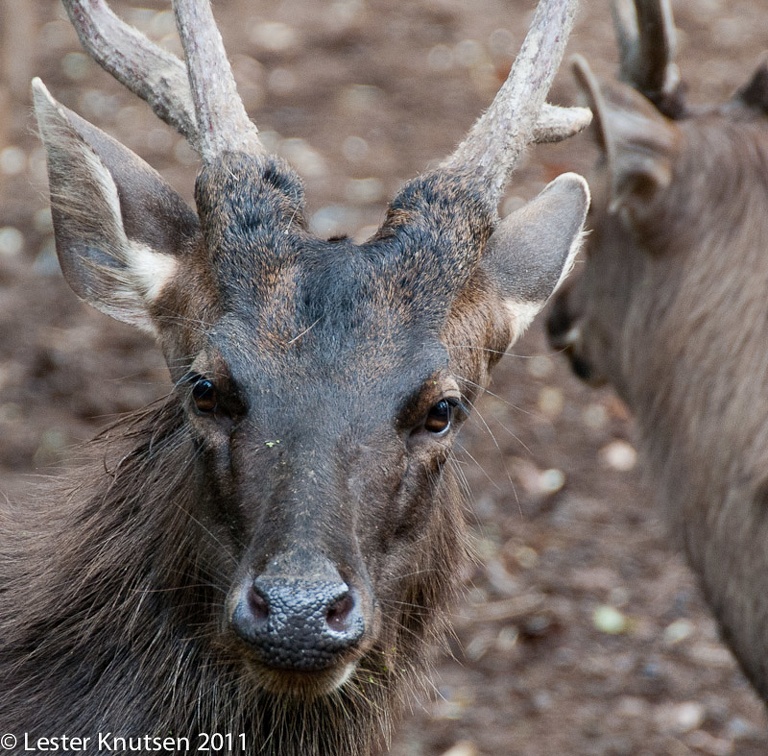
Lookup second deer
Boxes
[549,0,768,701]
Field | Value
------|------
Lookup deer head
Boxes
[547,0,768,391]
[34,0,590,702]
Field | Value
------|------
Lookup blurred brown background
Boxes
[1,1,767,753]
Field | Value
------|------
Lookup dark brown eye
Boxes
[424,399,454,434]
[191,377,218,414]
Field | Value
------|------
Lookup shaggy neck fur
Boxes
[0,398,468,755]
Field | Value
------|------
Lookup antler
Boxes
[440,0,591,205]
[612,0,681,108]
[64,0,587,193]
[62,0,264,160]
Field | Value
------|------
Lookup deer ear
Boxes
[482,172,589,342]
[572,55,680,213]
[32,78,200,335]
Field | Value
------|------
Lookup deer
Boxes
[547,0,768,703]
[0,0,591,753]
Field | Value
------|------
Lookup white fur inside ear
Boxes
[76,147,178,308]
[106,242,179,336]
[127,243,179,304]
[503,299,545,343]
[553,227,587,295]
[73,145,178,328]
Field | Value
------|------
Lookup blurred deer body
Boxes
[548,0,768,699]
[1,0,590,753]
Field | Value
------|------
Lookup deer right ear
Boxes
[33,78,200,335]
[572,55,680,213]
[482,172,590,344]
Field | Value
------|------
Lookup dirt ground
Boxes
[1,0,768,754]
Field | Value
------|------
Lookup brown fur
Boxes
[1,398,469,755]
[3,3,589,753]
[548,17,768,700]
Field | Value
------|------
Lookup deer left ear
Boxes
[32,78,201,336]
[482,172,589,343]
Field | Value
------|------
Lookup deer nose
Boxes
[545,295,580,350]
[230,575,365,671]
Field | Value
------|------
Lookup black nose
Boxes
[545,294,574,347]
[231,575,365,671]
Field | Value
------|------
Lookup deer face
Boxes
[169,162,490,696]
[547,47,685,394]
[35,0,590,700]
[546,181,655,392]
[547,0,768,399]
[185,269,470,695]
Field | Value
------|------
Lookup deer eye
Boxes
[190,376,218,414]
[424,399,455,435]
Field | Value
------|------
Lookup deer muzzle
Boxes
[230,574,365,671]
[227,544,373,696]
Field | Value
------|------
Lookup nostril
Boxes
[325,591,355,633]
[231,576,366,670]
[571,352,594,382]
[247,585,269,623]
[546,299,575,341]
[547,311,581,350]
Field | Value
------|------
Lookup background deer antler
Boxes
[612,0,684,115]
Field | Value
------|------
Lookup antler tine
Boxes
[440,0,590,206]
[533,102,593,143]
[172,0,264,160]
[612,0,680,99]
[62,0,264,160]
[62,0,198,144]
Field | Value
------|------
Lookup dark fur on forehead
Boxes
[194,153,307,288]
[193,153,496,337]
[375,170,496,299]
